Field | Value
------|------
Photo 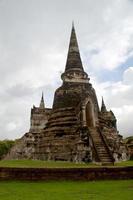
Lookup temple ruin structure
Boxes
[5,25,128,164]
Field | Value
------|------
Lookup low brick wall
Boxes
[0,167,133,181]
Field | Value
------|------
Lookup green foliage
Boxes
[0,140,15,159]
[0,180,132,200]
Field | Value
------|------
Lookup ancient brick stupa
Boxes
[5,25,128,164]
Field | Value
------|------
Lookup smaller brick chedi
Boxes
[5,25,128,164]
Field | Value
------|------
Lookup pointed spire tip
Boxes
[40,91,45,109]
[101,96,107,112]
[72,21,74,28]
[64,22,84,72]
[41,91,44,99]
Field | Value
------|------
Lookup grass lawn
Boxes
[0,180,132,200]
[115,160,133,167]
[0,159,95,168]
[0,159,133,168]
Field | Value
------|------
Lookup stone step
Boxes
[52,107,75,114]
[99,155,112,159]
[95,146,105,149]
[44,126,77,133]
[47,118,78,126]
[48,120,77,127]
[98,151,109,154]
[97,152,109,156]
[100,157,112,160]
[98,150,110,153]
[99,154,111,158]
[100,159,112,162]
[97,152,109,155]
[50,112,76,120]
[48,116,78,124]
[96,148,108,151]
[97,152,108,154]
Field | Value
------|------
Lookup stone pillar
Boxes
[81,105,86,127]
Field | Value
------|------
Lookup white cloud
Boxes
[83,0,133,71]
[0,0,133,139]
[6,122,17,132]
[123,67,133,84]
[92,66,133,137]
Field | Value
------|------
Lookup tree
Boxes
[0,140,15,159]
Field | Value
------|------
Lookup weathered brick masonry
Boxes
[0,167,133,181]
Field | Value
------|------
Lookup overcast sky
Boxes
[0,0,133,139]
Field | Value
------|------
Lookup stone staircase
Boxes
[89,128,114,165]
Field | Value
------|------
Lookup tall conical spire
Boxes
[39,92,45,109]
[101,97,107,112]
[65,23,84,72]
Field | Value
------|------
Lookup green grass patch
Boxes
[115,160,133,167]
[0,180,132,200]
[0,159,133,168]
[0,159,96,168]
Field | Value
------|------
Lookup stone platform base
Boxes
[0,167,133,181]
